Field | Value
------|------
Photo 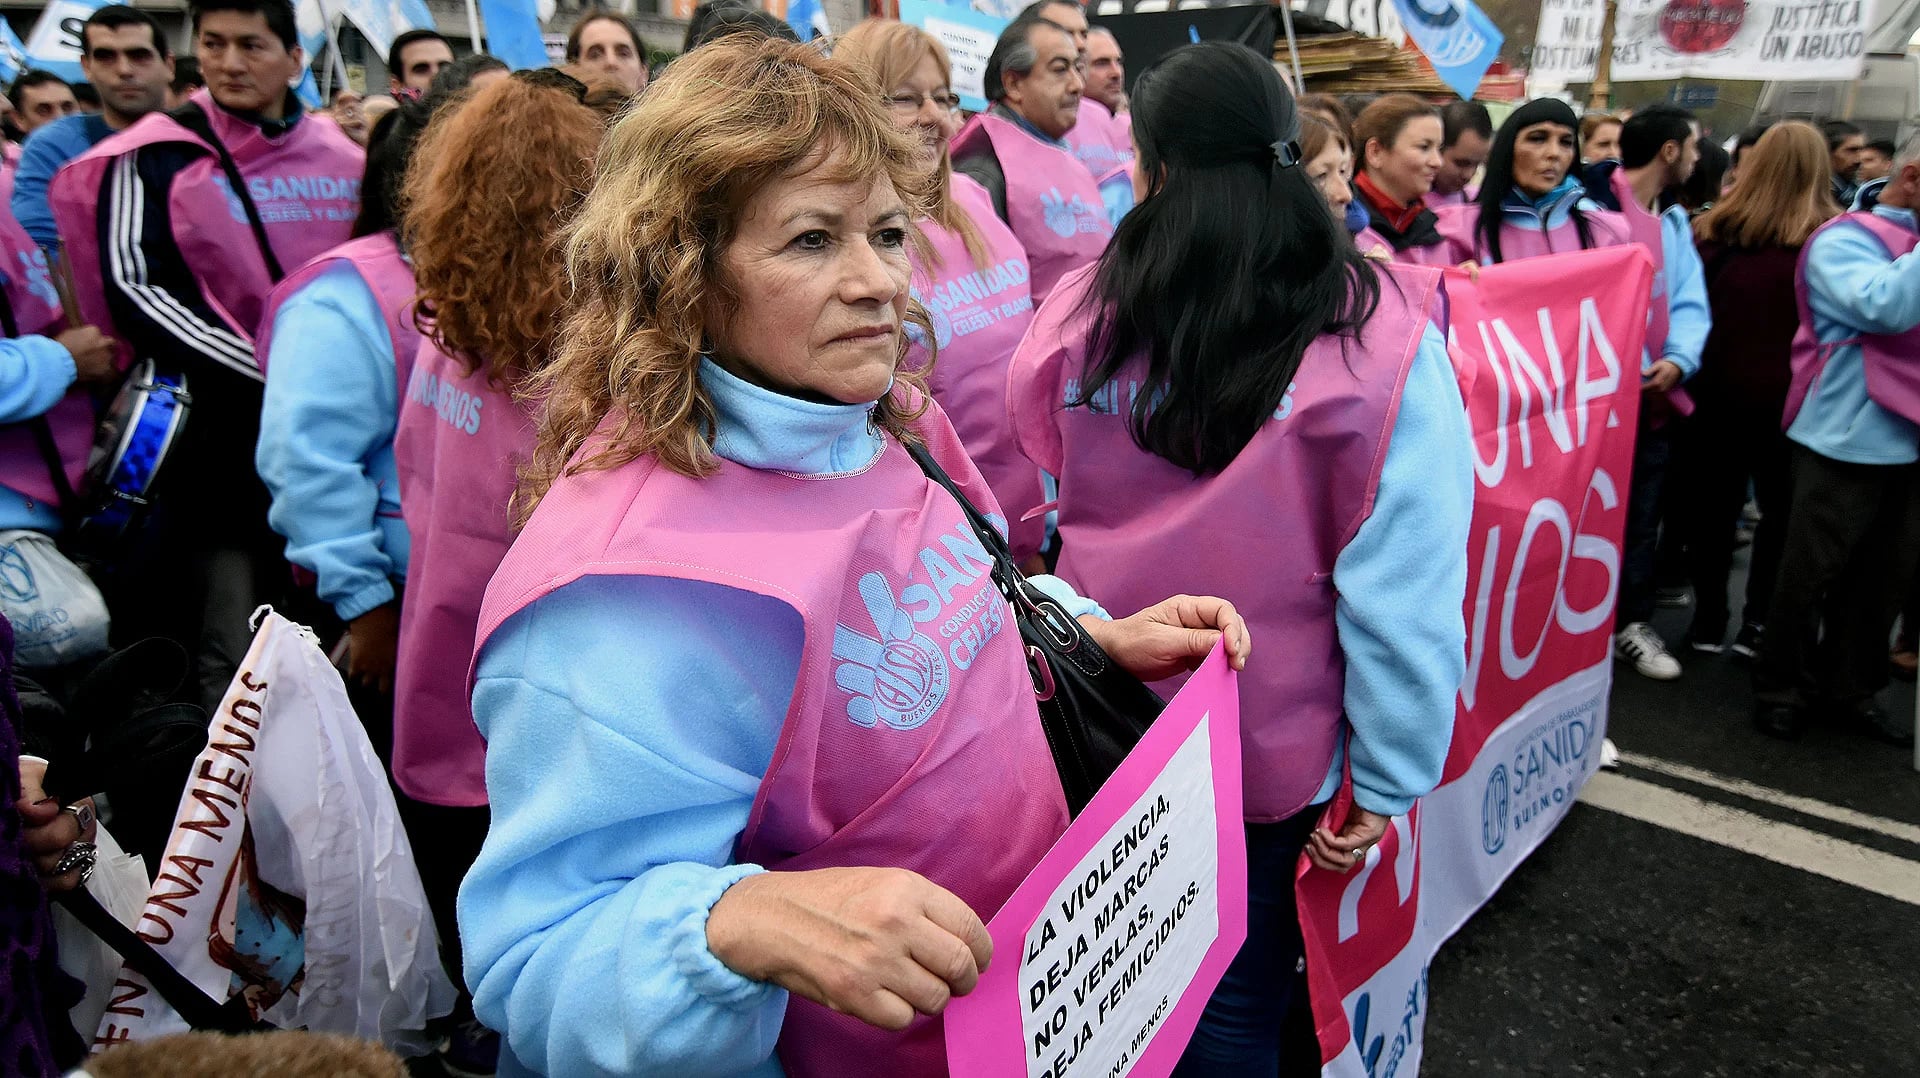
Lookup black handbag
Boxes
[907,440,1164,816]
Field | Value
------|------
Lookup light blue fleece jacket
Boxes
[462,338,1469,1075]
[1788,204,1920,465]
[0,329,79,534]
[12,113,114,251]
[256,261,409,621]
[1655,203,1709,379]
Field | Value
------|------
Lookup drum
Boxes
[78,359,191,541]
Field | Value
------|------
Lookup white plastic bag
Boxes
[52,824,149,1039]
[0,529,108,667]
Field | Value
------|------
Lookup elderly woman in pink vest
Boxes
[457,38,1248,1078]
[1007,43,1472,1072]
[834,20,1050,569]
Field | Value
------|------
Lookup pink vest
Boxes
[390,340,535,807]
[0,210,91,513]
[951,111,1112,305]
[910,173,1046,562]
[474,396,1069,1076]
[1609,169,1672,363]
[1416,201,1633,267]
[48,90,364,374]
[1062,98,1132,186]
[1425,185,1477,209]
[1785,211,1920,428]
[1008,262,1440,822]
[256,231,421,391]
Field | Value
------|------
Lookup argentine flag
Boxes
[785,0,830,42]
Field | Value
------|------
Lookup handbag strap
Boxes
[903,439,1019,575]
[170,102,285,282]
[0,279,78,515]
[54,887,262,1033]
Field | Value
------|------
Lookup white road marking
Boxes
[1579,771,1920,908]
[1615,751,1920,846]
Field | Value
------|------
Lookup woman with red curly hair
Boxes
[388,68,600,1033]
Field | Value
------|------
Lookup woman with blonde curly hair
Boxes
[457,35,1248,1077]
[385,70,600,1045]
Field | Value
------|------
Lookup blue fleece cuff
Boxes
[335,579,398,623]
[673,862,783,1008]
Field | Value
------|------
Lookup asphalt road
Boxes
[1423,584,1920,1076]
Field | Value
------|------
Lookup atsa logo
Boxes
[911,285,955,349]
[833,572,951,730]
[1039,187,1106,239]
[1481,764,1509,854]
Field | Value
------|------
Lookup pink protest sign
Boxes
[944,644,1245,1078]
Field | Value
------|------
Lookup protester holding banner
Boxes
[835,20,1049,566]
[12,6,173,251]
[1418,98,1629,267]
[1007,42,1470,1074]
[1667,122,1838,659]
[49,0,365,715]
[1349,93,1445,256]
[457,38,1248,1077]
[1753,136,1920,745]
[951,11,1113,303]
[1427,99,1491,209]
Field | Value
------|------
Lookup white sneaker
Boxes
[1615,622,1682,680]
[1599,737,1621,770]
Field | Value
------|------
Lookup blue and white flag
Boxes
[785,0,830,42]
[21,0,111,83]
[0,18,31,85]
[1388,0,1503,99]
[478,0,548,70]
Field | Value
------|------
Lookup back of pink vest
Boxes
[49,92,364,373]
[0,209,91,512]
[1009,262,1439,821]
[1785,211,1920,428]
[910,173,1046,562]
[951,112,1112,305]
[391,339,534,807]
[475,395,1068,1075]
[257,231,421,391]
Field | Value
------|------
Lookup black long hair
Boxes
[1075,42,1381,476]
[1473,97,1594,266]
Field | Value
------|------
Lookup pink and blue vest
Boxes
[473,394,1069,1076]
[257,231,421,389]
[48,90,364,375]
[0,209,91,514]
[951,111,1112,305]
[910,173,1046,562]
[1785,211,1920,429]
[1062,98,1132,186]
[1416,200,1633,267]
[391,339,535,807]
[1009,261,1439,822]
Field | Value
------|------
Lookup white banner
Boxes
[1532,0,1870,83]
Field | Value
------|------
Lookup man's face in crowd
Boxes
[197,10,303,118]
[16,82,77,132]
[391,37,453,94]
[576,18,647,96]
[1669,123,1701,188]
[1435,129,1489,196]
[1857,146,1893,183]
[1038,2,1089,52]
[1004,24,1082,140]
[1084,31,1124,113]
[82,23,174,126]
[1831,133,1866,180]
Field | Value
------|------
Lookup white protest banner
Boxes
[1532,0,1869,83]
[94,609,454,1054]
[945,645,1245,1078]
[900,0,1009,113]
[23,0,107,83]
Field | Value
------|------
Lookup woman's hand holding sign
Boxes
[1084,595,1253,682]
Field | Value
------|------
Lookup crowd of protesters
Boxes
[0,0,1915,1074]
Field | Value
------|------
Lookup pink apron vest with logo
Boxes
[0,209,92,512]
[1784,211,1920,429]
[911,173,1046,562]
[48,90,364,372]
[1417,201,1633,267]
[1062,98,1132,186]
[1607,170,1696,417]
[951,111,1112,305]
[390,340,534,806]
[256,231,421,390]
[1009,262,1439,822]
[474,396,1069,1076]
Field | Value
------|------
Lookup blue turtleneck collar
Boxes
[700,357,886,476]
[1499,175,1590,231]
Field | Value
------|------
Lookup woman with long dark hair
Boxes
[1008,42,1472,1073]
[1416,97,1630,267]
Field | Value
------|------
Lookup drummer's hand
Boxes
[1082,594,1251,680]
[346,602,400,695]
[707,867,992,1031]
[55,325,116,384]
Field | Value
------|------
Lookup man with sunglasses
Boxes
[11,6,173,249]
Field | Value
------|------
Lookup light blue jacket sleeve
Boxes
[1323,323,1472,816]
[0,335,76,425]
[256,265,407,622]
[11,119,88,250]
[463,573,796,1078]
[1659,207,1710,378]
[1805,213,1920,336]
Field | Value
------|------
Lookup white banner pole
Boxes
[464,0,485,56]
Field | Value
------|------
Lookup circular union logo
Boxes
[872,635,948,730]
[1482,764,1510,855]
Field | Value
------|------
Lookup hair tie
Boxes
[1271,139,1302,168]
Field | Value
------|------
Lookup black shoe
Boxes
[1839,702,1914,747]
[1655,586,1693,608]
[1753,704,1805,740]
[1730,622,1763,661]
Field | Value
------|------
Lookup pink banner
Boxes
[945,644,1245,1078]
[1295,246,1655,1076]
